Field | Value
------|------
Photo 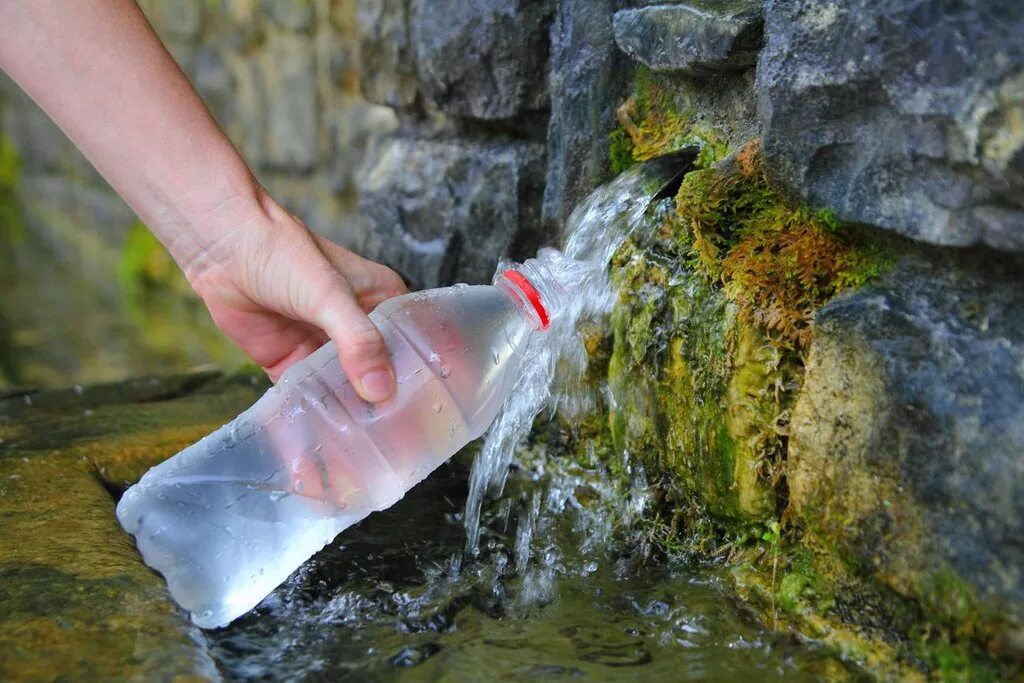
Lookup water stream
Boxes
[463,166,652,555]
[205,165,866,680]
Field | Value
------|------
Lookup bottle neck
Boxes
[495,257,563,332]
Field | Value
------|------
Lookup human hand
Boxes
[178,189,407,402]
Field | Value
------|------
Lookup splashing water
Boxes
[202,157,865,680]
[463,166,657,556]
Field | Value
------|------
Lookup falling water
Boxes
[202,154,864,680]
[462,166,658,556]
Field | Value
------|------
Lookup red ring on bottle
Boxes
[503,269,550,330]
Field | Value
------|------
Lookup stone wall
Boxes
[590,0,1024,678]
[0,0,395,386]
[2,1,1024,677]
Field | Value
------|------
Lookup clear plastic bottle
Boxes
[116,264,554,629]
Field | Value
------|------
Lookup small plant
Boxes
[762,519,782,628]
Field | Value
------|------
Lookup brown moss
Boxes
[675,141,892,351]
[609,67,729,176]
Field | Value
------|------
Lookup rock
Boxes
[410,0,553,121]
[757,0,1024,251]
[1,91,69,175]
[543,0,628,231]
[19,175,136,254]
[138,0,203,41]
[224,51,267,167]
[262,0,314,32]
[327,97,399,195]
[193,44,234,127]
[613,1,763,76]
[789,252,1024,625]
[260,34,318,172]
[355,136,544,289]
[0,372,267,680]
[358,0,419,108]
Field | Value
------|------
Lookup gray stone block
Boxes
[355,136,544,288]
[260,34,318,172]
[613,1,763,75]
[789,252,1024,624]
[224,52,268,168]
[757,0,1024,251]
[358,0,419,108]
[542,0,628,230]
[410,0,553,120]
[262,0,314,32]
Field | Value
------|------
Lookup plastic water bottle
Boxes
[116,262,555,629]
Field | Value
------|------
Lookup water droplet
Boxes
[491,348,501,365]
[439,365,451,379]
[73,384,84,395]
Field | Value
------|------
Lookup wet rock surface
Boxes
[542,0,628,230]
[757,0,1024,250]
[356,136,544,289]
[613,1,763,76]
[789,251,1024,626]
[0,373,267,680]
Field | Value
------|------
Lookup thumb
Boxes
[310,276,395,403]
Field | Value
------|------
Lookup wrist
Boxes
[156,169,272,286]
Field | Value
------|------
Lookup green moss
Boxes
[607,67,729,177]
[117,219,246,370]
[119,220,181,300]
[0,132,23,242]
[605,198,794,533]
[675,141,893,351]
[586,137,1022,679]
[608,127,636,177]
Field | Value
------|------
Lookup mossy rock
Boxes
[0,371,268,680]
[590,139,1024,677]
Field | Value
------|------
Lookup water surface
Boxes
[206,446,862,681]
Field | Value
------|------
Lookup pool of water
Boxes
[204,446,864,681]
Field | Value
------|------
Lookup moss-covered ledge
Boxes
[585,138,1024,679]
[0,371,268,680]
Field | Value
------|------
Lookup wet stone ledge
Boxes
[0,372,268,680]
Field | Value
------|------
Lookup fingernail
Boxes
[358,369,394,403]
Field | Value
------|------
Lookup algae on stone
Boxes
[609,67,730,176]
[0,371,268,680]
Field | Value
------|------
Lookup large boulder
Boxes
[355,137,544,289]
[789,252,1024,628]
[410,0,553,121]
[757,0,1024,250]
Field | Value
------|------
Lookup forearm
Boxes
[0,0,260,274]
